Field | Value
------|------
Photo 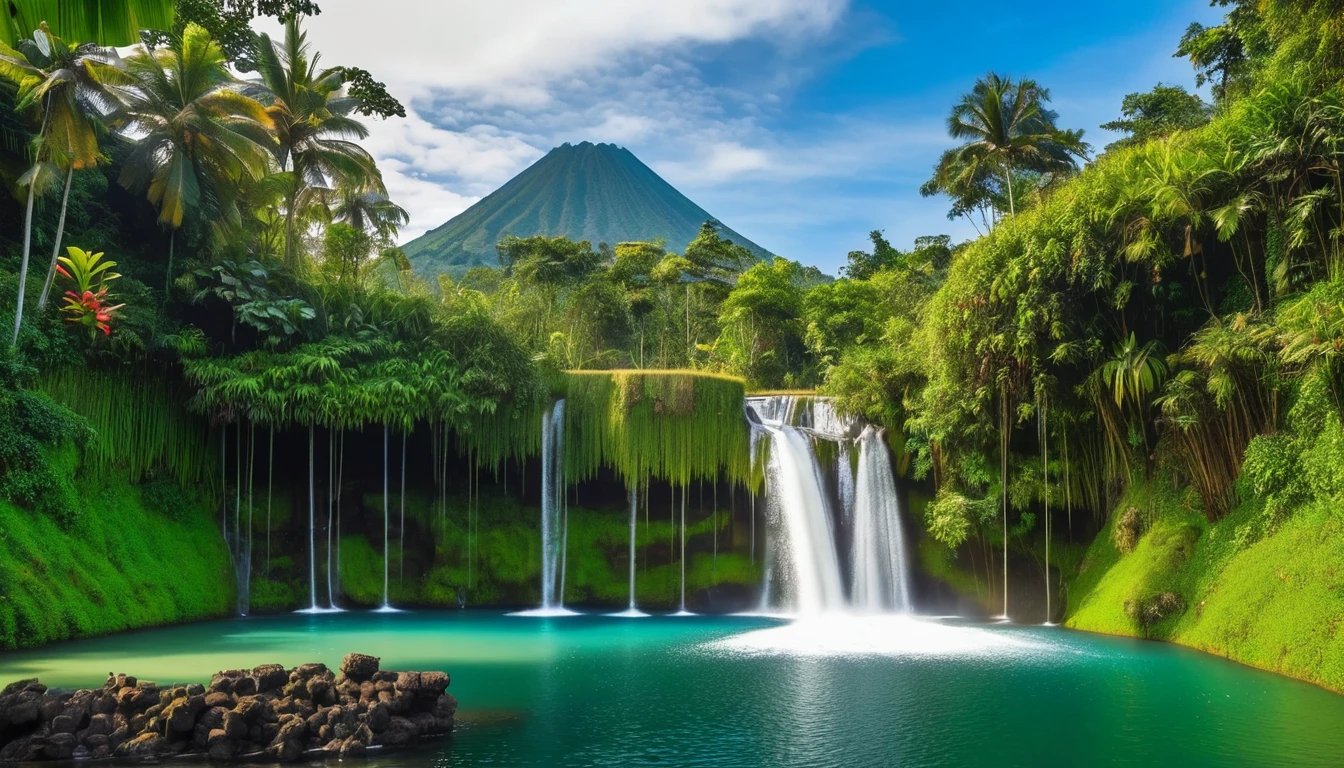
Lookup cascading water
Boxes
[850,425,913,613]
[610,486,648,617]
[374,426,402,614]
[750,398,847,615]
[513,400,576,616]
[749,395,914,617]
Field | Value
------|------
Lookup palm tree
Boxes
[0,24,125,344]
[928,73,1088,218]
[331,186,408,245]
[251,17,383,268]
[116,22,275,291]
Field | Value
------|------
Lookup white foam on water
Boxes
[508,607,582,618]
[704,615,1045,659]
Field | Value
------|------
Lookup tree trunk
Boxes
[165,230,175,294]
[37,166,75,310]
[1005,165,1016,217]
[11,164,40,347]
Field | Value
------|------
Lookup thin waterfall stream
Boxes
[513,399,576,617]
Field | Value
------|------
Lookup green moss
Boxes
[563,370,759,490]
[1065,475,1344,693]
[0,459,234,649]
[39,367,218,494]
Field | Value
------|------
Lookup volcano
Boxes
[403,141,773,276]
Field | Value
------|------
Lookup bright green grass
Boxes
[1065,477,1344,692]
[0,462,234,649]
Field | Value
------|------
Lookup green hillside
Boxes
[403,141,773,276]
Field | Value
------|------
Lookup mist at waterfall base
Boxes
[6,611,1344,768]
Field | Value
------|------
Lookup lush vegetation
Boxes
[3,0,1344,695]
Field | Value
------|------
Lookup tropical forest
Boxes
[1,1,1343,766]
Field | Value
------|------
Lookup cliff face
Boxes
[403,141,772,277]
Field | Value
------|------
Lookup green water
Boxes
[2,611,1342,767]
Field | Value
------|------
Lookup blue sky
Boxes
[302,0,1226,274]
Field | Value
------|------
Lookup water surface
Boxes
[2,611,1340,767]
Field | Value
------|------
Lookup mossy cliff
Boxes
[0,453,234,649]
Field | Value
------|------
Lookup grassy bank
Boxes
[0,456,235,649]
[1064,476,1344,693]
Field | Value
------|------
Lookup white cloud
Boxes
[256,0,851,246]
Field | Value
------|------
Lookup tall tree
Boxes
[117,22,275,291]
[1101,84,1212,151]
[251,17,384,268]
[923,73,1088,220]
[0,25,124,343]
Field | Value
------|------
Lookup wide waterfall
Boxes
[748,396,913,616]
[751,398,847,614]
[514,399,576,616]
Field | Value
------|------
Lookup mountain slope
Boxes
[403,141,773,276]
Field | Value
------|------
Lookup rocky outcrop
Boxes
[0,653,455,762]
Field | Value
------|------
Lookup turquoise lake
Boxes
[2,610,1342,767]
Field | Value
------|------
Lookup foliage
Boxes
[922,72,1088,227]
[563,370,757,489]
[55,246,124,337]
[1101,84,1211,151]
[1,0,174,47]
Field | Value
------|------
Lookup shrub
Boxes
[1114,506,1146,554]
[1124,591,1185,634]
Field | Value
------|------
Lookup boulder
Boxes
[339,653,380,682]
[0,657,453,764]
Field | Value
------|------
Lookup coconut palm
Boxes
[0,24,126,344]
[928,73,1088,217]
[116,22,275,291]
[251,17,383,268]
[331,186,408,245]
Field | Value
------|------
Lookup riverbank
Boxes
[1064,477,1344,694]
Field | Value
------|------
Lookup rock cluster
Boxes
[0,653,455,762]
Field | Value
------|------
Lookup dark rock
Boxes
[0,679,39,697]
[233,676,257,697]
[419,671,450,695]
[41,733,76,760]
[0,658,453,763]
[252,664,288,693]
[367,702,391,733]
[206,728,237,760]
[114,732,164,758]
[340,653,380,682]
[204,691,234,710]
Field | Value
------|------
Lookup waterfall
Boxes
[513,399,576,616]
[375,426,401,613]
[673,486,694,615]
[748,396,914,617]
[298,427,319,613]
[610,486,647,617]
[750,397,846,615]
[850,425,913,613]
